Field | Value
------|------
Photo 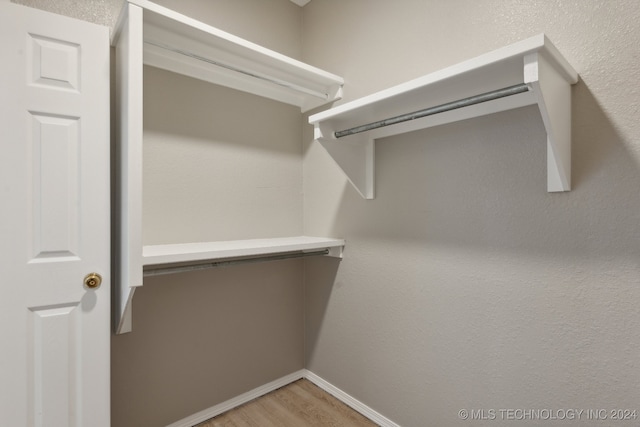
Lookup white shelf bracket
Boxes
[315,122,375,199]
[114,2,144,335]
[524,52,574,192]
[324,244,344,258]
[116,289,136,334]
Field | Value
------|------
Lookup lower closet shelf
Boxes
[116,236,344,334]
[142,236,345,267]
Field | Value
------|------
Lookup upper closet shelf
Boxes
[114,0,344,112]
[308,34,579,199]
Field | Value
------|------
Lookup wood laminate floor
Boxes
[196,379,379,427]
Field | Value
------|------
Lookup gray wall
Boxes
[302,1,640,426]
[11,0,122,31]
[111,70,306,427]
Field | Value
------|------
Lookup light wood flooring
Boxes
[196,379,379,427]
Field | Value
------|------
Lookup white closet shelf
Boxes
[111,1,346,334]
[143,236,345,268]
[114,0,344,112]
[309,34,579,199]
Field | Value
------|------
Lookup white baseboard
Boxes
[165,369,400,427]
[303,369,401,427]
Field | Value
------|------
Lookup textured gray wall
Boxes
[12,0,123,30]
[302,1,640,426]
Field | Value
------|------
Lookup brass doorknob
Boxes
[84,273,102,289]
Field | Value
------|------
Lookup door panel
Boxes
[29,112,81,262]
[0,3,110,426]
[28,303,81,427]
[28,34,81,91]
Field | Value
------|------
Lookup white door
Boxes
[0,3,110,426]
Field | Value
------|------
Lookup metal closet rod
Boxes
[144,40,330,100]
[334,83,530,139]
[143,249,330,277]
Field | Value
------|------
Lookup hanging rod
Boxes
[143,249,330,277]
[144,40,330,100]
[334,83,530,139]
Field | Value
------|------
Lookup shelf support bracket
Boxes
[113,2,144,334]
[525,52,573,192]
[315,122,375,199]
